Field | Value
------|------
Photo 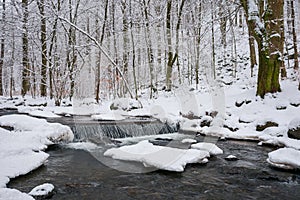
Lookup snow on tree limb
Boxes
[247,0,265,37]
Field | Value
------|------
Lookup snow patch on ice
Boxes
[267,148,300,170]
[104,140,210,172]
[64,142,100,151]
[181,138,197,144]
[191,143,223,156]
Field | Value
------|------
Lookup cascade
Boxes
[71,121,178,143]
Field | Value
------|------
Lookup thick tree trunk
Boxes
[241,0,283,98]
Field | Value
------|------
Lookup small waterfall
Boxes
[71,121,178,143]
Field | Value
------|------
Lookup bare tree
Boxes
[37,0,47,97]
[0,0,5,95]
[291,0,299,70]
[165,0,178,91]
[21,0,30,97]
[95,0,109,103]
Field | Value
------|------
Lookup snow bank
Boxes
[267,148,300,170]
[0,114,74,143]
[104,140,210,172]
[29,110,61,118]
[0,115,74,199]
[0,188,34,200]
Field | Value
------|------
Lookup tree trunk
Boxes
[249,35,257,77]
[38,0,47,97]
[21,0,30,97]
[219,1,227,48]
[175,0,185,85]
[165,0,177,91]
[0,0,5,96]
[291,0,299,70]
[48,0,61,100]
[241,0,283,97]
[211,0,216,79]
[195,2,202,88]
[95,0,109,103]
[142,0,155,98]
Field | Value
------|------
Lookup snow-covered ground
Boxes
[0,115,73,199]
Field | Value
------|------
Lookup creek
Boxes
[4,112,300,199]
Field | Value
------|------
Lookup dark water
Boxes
[8,139,300,200]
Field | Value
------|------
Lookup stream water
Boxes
[3,111,300,199]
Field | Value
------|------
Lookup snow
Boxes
[104,140,210,172]
[267,148,300,170]
[0,115,74,199]
[181,138,197,144]
[288,118,300,130]
[29,110,61,118]
[191,143,223,156]
[110,98,142,111]
[91,112,126,121]
[226,155,237,160]
[28,183,54,197]
[0,114,73,143]
[113,133,187,146]
[0,188,34,200]
[64,142,100,151]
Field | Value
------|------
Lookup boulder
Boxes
[200,116,213,127]
[110,98,142,111]
[256,121,278,132]
[288,118,300,140]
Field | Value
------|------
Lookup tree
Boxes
[95,0,109,103]
[0,0,5,96]
[21,0,30,97]
[291,0,299,70]
[37,0,47,97]
[241,0,284,97]
[165,0,178,91]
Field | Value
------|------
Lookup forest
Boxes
[0,0,298,105]
[1,1,300,199]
